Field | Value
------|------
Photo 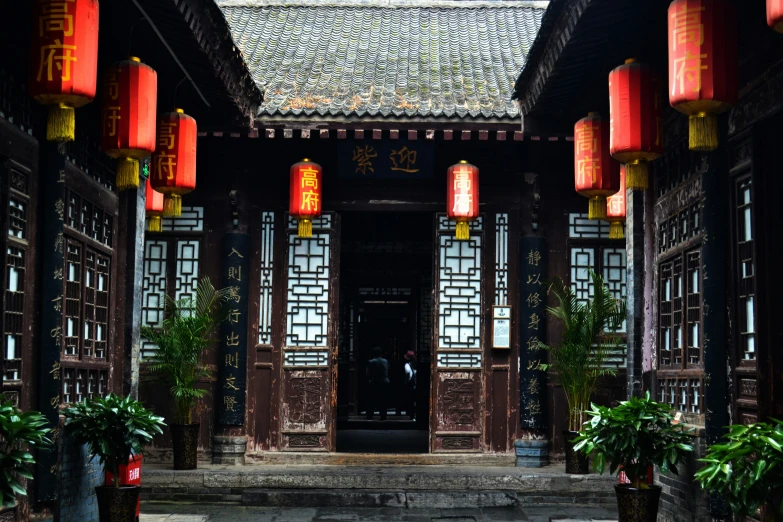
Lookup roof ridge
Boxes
[218,0,548,8]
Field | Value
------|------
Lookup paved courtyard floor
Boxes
[141,502,619,522]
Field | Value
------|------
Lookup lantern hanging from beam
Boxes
[101,57,158,191]
[289,159,323,238]
[668,0,738,151]
[574,113,621,220]
[609,59,664,191]
[606,165,627,240]
[150,109,197,217]
[446,160,479,240]
[145,174,165,232]
[29,0,99,142]
[768,0,783,32]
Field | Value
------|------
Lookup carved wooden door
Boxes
[431,215,485,452]
[280,213,340,451]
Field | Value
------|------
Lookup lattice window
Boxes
[658,249,702,371]
[568,213,612,239]
[61,367,108,404]
[658,202,702,255]
[3,246,24,383]
[65,189,113,247]
[437,233,482,350]
[258,212,275,345]
[7,197,25,239]
[735,179,756,362]
[286,232,331,347]
[160,206,204,232]
[437,352,482,368]
[494,213,509,306]
[658,377,703,414]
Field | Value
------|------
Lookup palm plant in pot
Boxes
[695,420,783,522]
[0,398,52,521]
[538,270,626,473]
[573,393,694,522]
[63,394,165,522]
[141,277,231,470]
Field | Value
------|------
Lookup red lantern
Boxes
[101,57,158,191]
[150,109,197,217]
[668,0,738,151]
[768,0,783,33]
[446,160,479,240]
[29,0,99,142]
[609,59,664,191]
[145,175,164,232]
[574,113,621,220]
[606,165,627,240]
[289,159,323,238]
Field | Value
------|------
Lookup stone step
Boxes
[240,489,519,508]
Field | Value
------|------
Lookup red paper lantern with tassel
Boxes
[668,0,738,151]
[609,59,664,191]
[101,57,157,191]
[768,0,783,32]
[606,165,627,240]
[446,160,479,240]
[150,109,197,217]
[29,0,99,142]
[574,113,621,220]
[289,159,323,238]
[145,175,164,232]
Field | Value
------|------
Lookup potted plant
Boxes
[538,270,626,473]
[573,393,694,522]
[0,399,52,522]
[696,420,783,522]
[141,277,231,470]
[63,394,165,522]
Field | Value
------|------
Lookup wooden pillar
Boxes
[625,188,646,398]
[35,141,66,501]
[119,177,146,399]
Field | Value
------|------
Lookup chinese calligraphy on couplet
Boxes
[519,237,548,430]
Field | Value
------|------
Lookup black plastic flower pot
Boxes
[95,484,140,522]
[171,423,199,470]
[615,484,662,522]
[563,430,589,474]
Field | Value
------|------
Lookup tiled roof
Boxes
[219,1,545,120]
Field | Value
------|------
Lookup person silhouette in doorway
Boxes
[366,346,389,421]
[403,350,417,421]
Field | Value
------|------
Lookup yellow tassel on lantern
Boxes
[298,218,313,238]
[116,158,140,191]
[47,103,76,142]
[588,197,607,220]
[163,194,182,217]
[609,221,625,240]
[689,112,719,152]
[625,160,649,191]
[455,221,470,240]
[147,215,162,232]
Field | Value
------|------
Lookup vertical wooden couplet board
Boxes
[519,236,547,430]
[218,232,251,425]
[431,215,484,452]
[280,214,340,451]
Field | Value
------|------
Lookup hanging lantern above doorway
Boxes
[668,0,738,151]
[101,57,158,191]
[446,160,479,241]
[768,0,783,33]
[150,109,197,217]
[609,59,664,191]
[29,0,99,142]
[145,175,165,232]
[574,113,620,220]
[606,165,627,240]
[290,159,323,238]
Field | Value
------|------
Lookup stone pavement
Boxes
[141,502,619,522]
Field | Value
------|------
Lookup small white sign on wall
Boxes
[492,306,511,349]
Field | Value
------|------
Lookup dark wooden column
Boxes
[625,188,646,398]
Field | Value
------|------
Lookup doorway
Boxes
[336,211,433,453]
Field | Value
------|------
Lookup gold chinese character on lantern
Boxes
[37,39,77,82]
[158,121,177,150]
[301,167,319,189]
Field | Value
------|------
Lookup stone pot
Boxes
[563,430,589,474]
[514,439,549,468]
[171,423,199,470]
[615,484,662,522]
[95,485,140,522]
[0,505,17,522]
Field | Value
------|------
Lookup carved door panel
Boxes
[280,214,340,451]
[431,215,484,452]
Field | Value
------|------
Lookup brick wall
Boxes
[655,427,709,522]
[57,429,103,522]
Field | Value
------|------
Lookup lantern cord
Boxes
[588,197,607,220]
[127,17,148,58]
[130,0,211,108]
[172,76,188,110]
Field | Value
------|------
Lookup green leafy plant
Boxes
[141,277,232,425]
[63,394,165,488]
[538,270,627,431]
[573,392,694,489]
[695,421,783,521]
[0,400,52,508]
